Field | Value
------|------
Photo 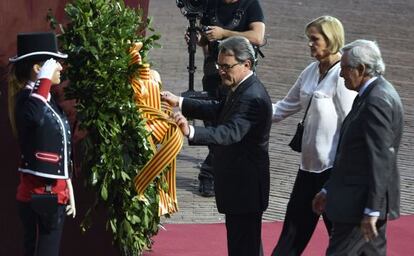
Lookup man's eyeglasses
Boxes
[215,62,241,72]
[340,64,356,70]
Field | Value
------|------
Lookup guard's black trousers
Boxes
[18,201,66,256]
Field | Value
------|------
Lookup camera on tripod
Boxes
[176,0,210,99]
[176,0,207,18]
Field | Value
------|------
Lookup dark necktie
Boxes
[337,94,360,155]
[351,94,360,109]
[224,89,234,106]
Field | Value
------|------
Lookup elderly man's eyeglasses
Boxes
[340,63,357,70]
[215,62,241,72]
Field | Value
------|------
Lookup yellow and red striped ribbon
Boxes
[129,43,183,215]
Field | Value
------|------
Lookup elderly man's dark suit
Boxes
[182,74,272,256]
[325,76,404,255]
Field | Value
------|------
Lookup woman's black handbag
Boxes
[288,96,313,153]
[289,121,304,152]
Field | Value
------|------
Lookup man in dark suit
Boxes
[312,39,404,256]
[162,36,272,256]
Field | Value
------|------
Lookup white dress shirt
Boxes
[273,61,357,173]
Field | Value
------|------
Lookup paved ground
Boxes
[147,0,414,223]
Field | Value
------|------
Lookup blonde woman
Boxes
[271,16,357,255]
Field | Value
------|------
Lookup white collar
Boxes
[359,76,378,96]
[231,71,253,92]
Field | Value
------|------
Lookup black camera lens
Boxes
[189,0,203,7]
[176,0,207,16]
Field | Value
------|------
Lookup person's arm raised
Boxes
[206,22,265,46]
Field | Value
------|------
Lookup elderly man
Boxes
[312,39,404,256]
[162,36,272,256]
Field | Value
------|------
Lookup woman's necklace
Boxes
[318,55,341,83]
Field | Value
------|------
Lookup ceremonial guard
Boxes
[8,32,76,256]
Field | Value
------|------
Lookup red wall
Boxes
[0,1,149,254]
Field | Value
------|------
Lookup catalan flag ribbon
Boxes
[129,42,183,215]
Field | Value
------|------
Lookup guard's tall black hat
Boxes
[9,32,67,63]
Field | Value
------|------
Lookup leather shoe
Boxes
[198,178,215,197]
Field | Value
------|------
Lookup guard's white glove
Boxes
[37,58,61,80]
[66,179,76,218]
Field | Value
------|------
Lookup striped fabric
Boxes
[129,43,183,215]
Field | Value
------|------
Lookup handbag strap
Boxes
[300,60,340,123]
[301,95,313,123]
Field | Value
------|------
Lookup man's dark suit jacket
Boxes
[326,76,404,223]
[182,74,272,214]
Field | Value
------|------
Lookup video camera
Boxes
[176,0,210,99]
[176,0,207,18]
